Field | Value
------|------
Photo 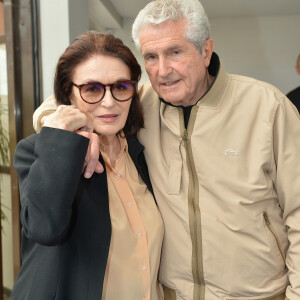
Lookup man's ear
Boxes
[202,38,214,67]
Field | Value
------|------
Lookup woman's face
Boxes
[71,55,133,137]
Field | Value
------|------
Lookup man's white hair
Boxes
[131,0,210,53]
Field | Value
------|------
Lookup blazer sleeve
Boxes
[273,96,300,299]
[14,127,90,246]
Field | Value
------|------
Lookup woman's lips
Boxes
[98,114,118,123]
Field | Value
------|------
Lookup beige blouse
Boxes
[101,136,164,300]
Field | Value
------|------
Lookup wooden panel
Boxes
[0,2,4,35]
[0,166,10,174]
[4,0,21,281]
[0,195,3,300]
[3,0,41,281]
[1,2,6,298]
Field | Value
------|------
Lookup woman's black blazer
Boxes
[10,127,154,300]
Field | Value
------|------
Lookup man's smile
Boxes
[161,80,180,87]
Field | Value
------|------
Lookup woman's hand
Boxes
[75,131,104,178]
[42,105,104,177]
[43,105,93,132]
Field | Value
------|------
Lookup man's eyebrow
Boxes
[168,44,182,51]
[142,44,183,57]
[164,45,184,55]
[142,51,155,57]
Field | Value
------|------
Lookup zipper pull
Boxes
[183,129,189,142]
[263,211,270,225]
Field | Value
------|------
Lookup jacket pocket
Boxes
[263,211,285,265]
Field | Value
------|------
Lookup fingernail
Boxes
[85,172,91,178]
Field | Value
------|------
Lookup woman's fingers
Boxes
[76,131,104,177]
[43,105,92,132]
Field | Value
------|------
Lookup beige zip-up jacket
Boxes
[137,57,300,299]
[33,55,300,300]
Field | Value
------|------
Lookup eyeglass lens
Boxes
[80,81,135,103]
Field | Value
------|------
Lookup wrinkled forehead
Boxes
[139,19,187,44]
[140,17,187,35]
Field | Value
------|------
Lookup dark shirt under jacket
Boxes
[10,127,153,300]
[286,86,300,112]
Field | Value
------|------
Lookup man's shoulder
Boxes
[138,81,158,101]
[226,73,289,111]
[229,73,285,98]
[137,81,162,113]
[229,73,280,91]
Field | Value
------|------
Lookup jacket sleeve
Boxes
[33,95,58,132]
[273,96,300,299]
[14,127,90,246]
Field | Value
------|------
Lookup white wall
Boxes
[110,18,150,84]
[39,7,300,97]
[113,14,300,94]
[40,0,70,100]
[210,14,300,94]
[40,0,89,100]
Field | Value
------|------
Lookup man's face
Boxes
[139,18,214,106]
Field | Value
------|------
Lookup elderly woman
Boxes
[10,31,164,300]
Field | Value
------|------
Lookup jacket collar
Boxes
[127,136,144,161]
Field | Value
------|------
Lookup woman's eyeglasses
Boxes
[72,80,137,104]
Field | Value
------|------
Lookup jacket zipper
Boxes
[263,211,285,263]
[180,107,205,300]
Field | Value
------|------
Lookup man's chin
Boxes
[163,96,184,106]
[158,91,180,104]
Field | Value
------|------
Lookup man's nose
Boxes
[158,57,172,77]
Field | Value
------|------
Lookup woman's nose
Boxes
[100,87,115,107]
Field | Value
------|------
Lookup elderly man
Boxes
[33,0,300,299]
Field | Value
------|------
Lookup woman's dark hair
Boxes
[54,30,143,138]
